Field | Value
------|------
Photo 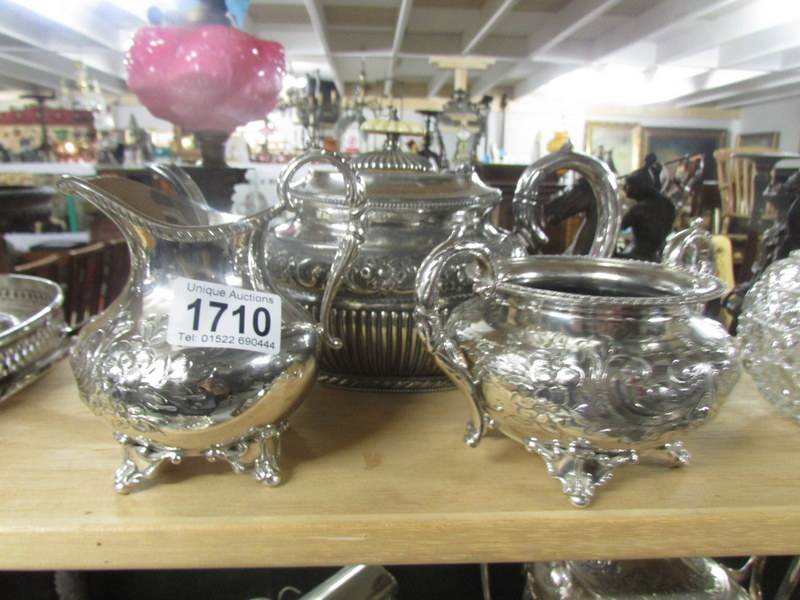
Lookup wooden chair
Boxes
[13,239,130,331]
[714,146,782,282]
[65,242,107,330]
[714,146,777,219]
[13,252,63,283]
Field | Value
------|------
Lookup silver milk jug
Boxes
[58,152,366,493]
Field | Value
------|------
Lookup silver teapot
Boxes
[58,152,366,493]
[415,238,739,507]
[267,140,620,391]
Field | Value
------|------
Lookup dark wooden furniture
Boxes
[476,162,576,254]
[14,239,129,331]
[476,163,527,230]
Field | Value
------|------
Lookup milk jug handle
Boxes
[414,235,496,447]
[277,149,368,349]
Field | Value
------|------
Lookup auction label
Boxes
[167,277,281,355]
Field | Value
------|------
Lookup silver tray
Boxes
[0,274,67,403]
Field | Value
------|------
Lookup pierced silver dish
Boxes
[0,274,68,402]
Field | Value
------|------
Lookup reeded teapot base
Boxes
[318,371,453,393]
[518,437,690,507]
[112,422,288,494]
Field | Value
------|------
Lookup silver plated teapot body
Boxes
[60,152,365,492]
[268,145,620,391]
[415,241,739,506]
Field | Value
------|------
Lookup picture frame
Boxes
[584,121,638,176]
[639,127,728,180]
[735,131,780,149]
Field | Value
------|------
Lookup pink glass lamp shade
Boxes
[126,25,285,134]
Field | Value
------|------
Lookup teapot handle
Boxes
[662,217,717,277]
[414,235,497,447]
[278,149,368,349]
[512,149,621,257]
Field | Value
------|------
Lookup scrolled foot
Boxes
[252,428,283,486]
[526,437,639,508]
[203,422,288,487]
[464,420,482,447]
[112,433,183,494]
[253,451,282,486]
[661,441,691,467]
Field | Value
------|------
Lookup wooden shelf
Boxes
[0,360,798,570]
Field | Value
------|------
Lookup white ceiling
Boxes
[0,0,798,109]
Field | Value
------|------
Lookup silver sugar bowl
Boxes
[739,249,800,425]
[415,241,739,506]
[268,140,620,391]
[59,152,366,493]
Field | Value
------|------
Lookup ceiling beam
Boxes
[590,0,739,61]
[0,56,63,91]
[0,72,39,92]
[782,47,800,70]
[384,0,413,96]
[427,0,520,97]
[427,72,449,96]
[428,71,451,97]
[303,0,345,93]
[716,21,800,68]
[471,0,620,98]
[510,0,740,99]
[512,62,576,98]
[721,45,800,72]
[0,3,125,80]
[675,69,800,107]
[461,0,520,55]
[0,49,125,94]
[655,1,794,65]
[717,85,800,109]
[6,0,121,51]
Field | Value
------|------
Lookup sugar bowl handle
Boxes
[415,235,496,447]
[512,149,621,257]
[278,149,368,349]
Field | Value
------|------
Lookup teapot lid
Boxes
[289,160,500,212]
[349,135,434,174]
[351,109,432,173]
[287,107,500,211]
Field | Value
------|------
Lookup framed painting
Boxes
[584,121,638,176]
[640,127,728,180]
[735,131,780,149]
